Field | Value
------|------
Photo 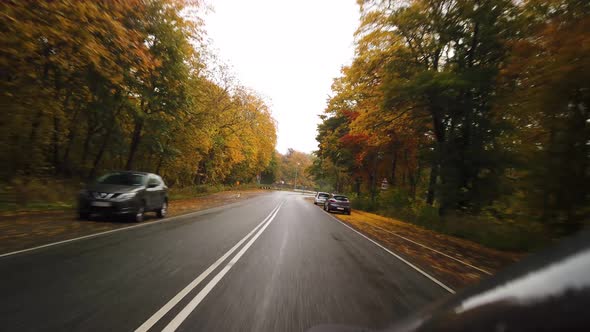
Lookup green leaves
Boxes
[315,0,588,230]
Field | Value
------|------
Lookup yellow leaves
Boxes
[2,0,276,185]
[164,76,277,183]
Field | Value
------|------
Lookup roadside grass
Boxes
[328,207,524,288]
[350,192,550,252]
[0,190,266,255]
[0,177,267,216]
[0,201,75,213]
[336,209,523,262]
[0,178,79,214]
[402,205,548,252]
[168,183,261,200]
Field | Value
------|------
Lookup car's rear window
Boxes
[333,196,349,201]
[319,193,329,198]
[97,173,146,186]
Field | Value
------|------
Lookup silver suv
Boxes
[78,171,168,222]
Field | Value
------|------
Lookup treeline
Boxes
[312,0,589,234]
[262,149,315,188]
[1,0,277,187]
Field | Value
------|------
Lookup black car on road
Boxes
[78,171,168,222]
[323,194,351,215]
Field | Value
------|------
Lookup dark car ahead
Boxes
[323,194,351,215]
[78,171,168,222]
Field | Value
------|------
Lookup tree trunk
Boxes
[81,122,94,166]
[426,163,438,205]
[52,114,61,174]
[88,106,123,178]
[370,155,378,202]
[89,122,115,179]
[403,148,411,187]
[61,107,80,175]
[28,109,44,152]
[155,137,171,174]
[427,110,446,206]
[194,160,205,185]
[155,157,164,175]
[125,117,144,170]
[390,146,397,186]
[410,161,421,199]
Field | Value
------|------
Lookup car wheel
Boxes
[134,204,145,222]
[346,210,351,215]
[157,201,167,218]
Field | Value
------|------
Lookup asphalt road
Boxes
[0,191,450,332]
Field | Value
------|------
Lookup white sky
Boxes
[203,0,359,154]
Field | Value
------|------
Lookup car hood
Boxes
[86,183,144,193]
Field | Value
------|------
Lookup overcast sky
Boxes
[203,0,359,154]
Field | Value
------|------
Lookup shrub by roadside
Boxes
[350,189,551,252]
[330,208,523,289]
[0,177,265,215]
[169,183,262,200]
[0,190,265,255]
[0,177,80,212]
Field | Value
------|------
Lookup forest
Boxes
[1,0,588,250]
[1,0,278,189]
[312,0,589,247]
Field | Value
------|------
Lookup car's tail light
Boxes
[329,199,336,202]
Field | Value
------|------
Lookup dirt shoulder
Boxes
[0,190,265,255]
[318,203,525,291]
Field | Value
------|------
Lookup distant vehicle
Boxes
[78,171,168,222]
[323,194,351,215]
[314,192,330,205]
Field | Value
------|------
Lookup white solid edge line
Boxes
[321,209,455,294]
[162,203,283,332]
[135,203,282,332]
[0,199,254,259]
[367,222,492,275]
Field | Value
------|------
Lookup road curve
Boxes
[0,191,448,331]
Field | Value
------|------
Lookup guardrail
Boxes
[293,189,317,195]
[257,186,317,195]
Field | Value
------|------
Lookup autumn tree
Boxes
[1,0,278,188]
[498,0,590,231]
[1,0,156,176]
[276,149,315,188]
[314,0,588,233]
